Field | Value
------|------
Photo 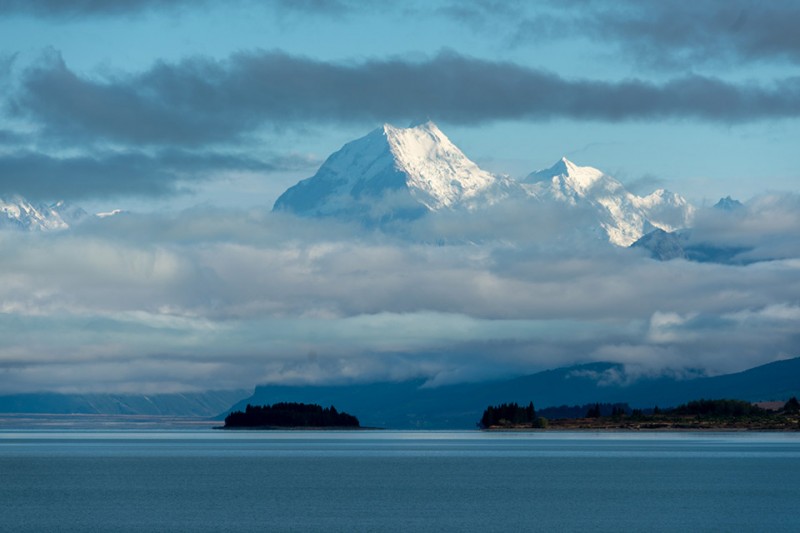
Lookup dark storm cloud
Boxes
[12,50,800,147]
[437,0,525,28]
[0,0,350,17]
[0,129,25,144]
[271,0,350,15]
[8,1,799,67]
[0,51,16,77]
[0,0,198,16]
[0,149,306,200]
[588,0,800,67]
[505,0,800,67]
[12,51,250,146]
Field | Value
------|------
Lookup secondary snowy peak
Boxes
[273,121,514,221]
[524,157,610,197]
[522,158,695,246]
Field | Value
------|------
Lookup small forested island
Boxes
[480,398,800,431]
[223,402,360,429]
[479,402,549,429]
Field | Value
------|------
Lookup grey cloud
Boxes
[0,52,16,80]
[0,129,25,144]
[12,51,251,146]
[504,0,800,68]
[271,0,351,15]
[0,0,200,17]
[0,0,351,17]
[12,49,800,148]
[590,0,800,67]
[0,149,313,200]
[436,0,525,29]
[619,173,668,196]
[684,194,800,261]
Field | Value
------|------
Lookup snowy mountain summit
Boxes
[0,196,88,231]
[273,121,515,222]
[274,122,695,246]
[523,158,694,246]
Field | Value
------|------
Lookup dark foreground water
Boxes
[1,430,799,532]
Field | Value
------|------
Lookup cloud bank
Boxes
[0,198,798,393]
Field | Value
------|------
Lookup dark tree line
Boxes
[479,397,800,430]
[671,399,764,417]
[479,402,547,428]
[584,403,629,418]
[224,402,360,428]
[534,403,632,419]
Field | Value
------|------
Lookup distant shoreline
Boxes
[485,420,800,432]
[215,425,380,431]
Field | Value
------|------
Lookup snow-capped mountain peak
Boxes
[524,157,610,196]
[1,196,68,231]
[273,121,514,220]
[521,158,694,246]
[0,196,92,232]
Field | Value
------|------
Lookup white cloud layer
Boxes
[1,196,798,393]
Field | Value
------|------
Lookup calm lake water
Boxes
[1,430,799,532]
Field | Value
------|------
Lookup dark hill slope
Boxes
[0,390,250,417]
[230,358,800,429]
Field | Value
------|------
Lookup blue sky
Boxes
[0,1,799,394]
[2,0,799,212]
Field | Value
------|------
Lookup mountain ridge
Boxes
[0,195,126,232]
[274,122,695,246]
[0,196,82,231]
